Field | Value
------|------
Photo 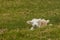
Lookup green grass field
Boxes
[1,0,60,40]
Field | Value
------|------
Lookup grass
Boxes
[0,0,60,40]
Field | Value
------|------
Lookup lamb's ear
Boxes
[27,21,28,23]
[47,20,50,23]
[27,21,30,24]
[27,21,32,24]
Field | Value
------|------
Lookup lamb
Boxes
[27,18,50,30]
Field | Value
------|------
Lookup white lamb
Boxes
[27,18,50,30]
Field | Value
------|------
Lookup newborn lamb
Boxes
[27,18,50,30]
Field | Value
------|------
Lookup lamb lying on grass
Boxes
[27,18,50,30]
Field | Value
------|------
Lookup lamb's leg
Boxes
[30,24,35,30]
[30,27,34,30]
